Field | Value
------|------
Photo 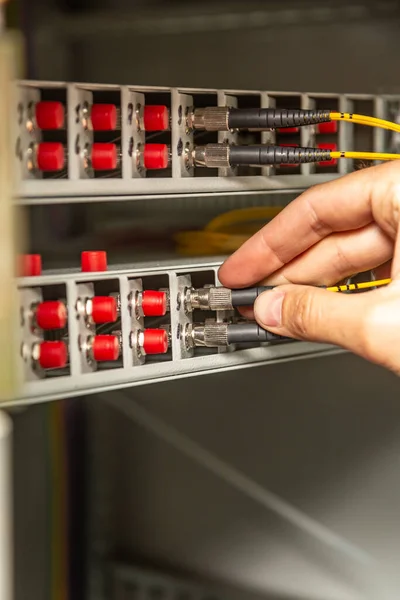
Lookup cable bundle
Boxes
[191,108,400,166]
[174,206,283,256]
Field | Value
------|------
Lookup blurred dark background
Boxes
[15,0,400,93]
[5,2,400,600]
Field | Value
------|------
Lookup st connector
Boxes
[184,286,233,312]
[184,321,289,349]
[185,321,230,349]
[184,286,270,312]
[189,107,230,131]
[188,107,331,132]
[183,285,282,313]
[191,144,333,169]
[192,144,230,169]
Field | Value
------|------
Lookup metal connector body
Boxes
[192,144,230,168]
[186,321,229,348]
[188,286,233,311]
[191,107,230,131]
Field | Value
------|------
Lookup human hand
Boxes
[218,161,400,374]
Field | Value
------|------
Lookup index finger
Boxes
[218,161,396,288]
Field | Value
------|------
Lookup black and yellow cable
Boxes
[229,278,391,307]
[326,278,391,292]
[219,107,400,134]
[226,145,400,166]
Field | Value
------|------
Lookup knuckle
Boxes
[387,183,400,228]
[374,180,400,238]
[304,196,332,239]
[334,239,356,275]
[284,289,317,338]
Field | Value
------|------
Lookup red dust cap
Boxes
[36,142,65,171]
[38,341,68,369]
[92,335,120,361]
[317,121,338,134]
[36,301,67,330]
[35,101,65,130]
[91,296,118,324]
[142,329,168,355]
[81,251,108,272]
[19,254,42,277]
[91,104,118,131]
[143,144,169,170]
[91,143,117,171]
[143,105,169,131]
[141,291,167,317]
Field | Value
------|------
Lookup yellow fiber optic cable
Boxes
[327,278,391,292]
[175,206,284,256]
[330,112,400,133]
[330,151,400,161]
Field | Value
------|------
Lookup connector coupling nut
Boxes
[190,287,233,311]
[193,144,230,168]
[191,107,230,131]
[190,321,229,348]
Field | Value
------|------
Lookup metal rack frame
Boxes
[11,259,343,406]
[15,80,400,203]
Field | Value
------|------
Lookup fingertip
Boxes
[254,289,285,329]
[218,253,244,287]
[216,261,230,287]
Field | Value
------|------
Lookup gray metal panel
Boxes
[9,259,342,406]
[14,81,396,203]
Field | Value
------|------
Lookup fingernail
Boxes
[254,290,285,327]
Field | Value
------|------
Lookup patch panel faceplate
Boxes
[15,80,400,202]
[9,259,342,406]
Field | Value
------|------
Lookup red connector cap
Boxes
[142,329,169,355]
[143,144,169,170]
[19,254,42,277]
[277,126,299,134]
[38,341,68,369]
[318,143,337,166]
[90,104,118,131]
[36,301,67,330]
[141,290,167,317]
[91,143,117,171]
[317,121,338,134]
[143,105,169,131]
[92,335,120,362]
[35,101,65,130]
[91,296,117,324]
[36,142,65,171]
[81,251,108,272]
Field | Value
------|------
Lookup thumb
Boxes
[253,283,400,372]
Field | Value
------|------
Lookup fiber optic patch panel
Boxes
[6,77,400,407]
[15,80,400,203]
[9,252,341,406]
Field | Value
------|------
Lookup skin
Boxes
[218,160,400,375]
